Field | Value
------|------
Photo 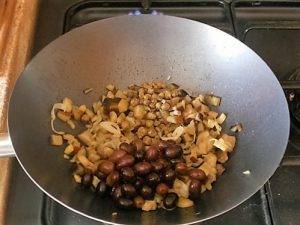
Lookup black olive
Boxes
[109,149,127,163]
[156,183,169,195]
[111,185,123,201]
[165,145,182,159]
[134,150,145,161]
[152,161,164,172]
[106,171,120,187]
[119,142,136,154]
[157,140,170,151]
[140,185,154,200]
[134,162,152,176]
[98,160,115,175]
[117,198,134,209]
[95,171,107,180]
[163,169,176,185]
[188,168,207,181]
[170,158,184,165]
[157,158,172,169]
[175,162,188,175]
[122,184,137,198]
[163,193,179,209]
[134,177,144,190]
[90,184,98,193]
[120,167,135,183]
[189,179,202,199]
[116,155,135,170]
[146,172,161,187]
[145,146,159,161]
[95,181,108,197]
[82,174,92,188]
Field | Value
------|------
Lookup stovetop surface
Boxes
[5,1,300,225]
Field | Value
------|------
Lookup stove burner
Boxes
[288,68,300,125]
[128,10,163,16]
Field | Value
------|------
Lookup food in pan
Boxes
[50,82,239,211]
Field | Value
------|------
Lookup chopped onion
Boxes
[212,138,230,151]
[73,174,82,183]
[177,197,194,208]
[217,113,227,124]
[205,95,221,106]
[78,130,94,146]
[170,107,181,116]
[67,120,76,129]
[62,98,73,112]
[243,170,251,175]
[64,145,74,155]
[50,134,63,146]
[230,123,243,132]
[207,119,215,128]
[154,194,163,204]
[142,200,157,211]
[77,155,96,171]
[92,176,100,188]
[99,121,121,137]
[83,88,93,94]
[161,126,184,141]
[50,103,67,135]
[173,179,189,198]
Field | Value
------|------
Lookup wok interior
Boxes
[9,15,289,224]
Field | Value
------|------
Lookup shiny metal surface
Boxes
[0,134,14,157]
[8,15,289,224]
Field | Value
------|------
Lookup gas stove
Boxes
[5,1,300,225]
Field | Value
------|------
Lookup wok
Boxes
[0,15,289,224]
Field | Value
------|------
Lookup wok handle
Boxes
[0,133,15,157]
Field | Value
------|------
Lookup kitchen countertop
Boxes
[0,0,38,224]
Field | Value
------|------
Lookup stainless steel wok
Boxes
[0,15,289,224]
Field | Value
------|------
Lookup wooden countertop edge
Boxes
[0,0,39,224]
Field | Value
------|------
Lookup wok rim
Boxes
[8,14,290,224]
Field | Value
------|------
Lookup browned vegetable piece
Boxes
[177,197,194,208]
[57,110,71,122]
[230,123,243,133]
[78,130,94,146]
[50,134,63,146]
[118,99,129,113]
[134,196,145,209]
[103,98,121,114]
[133,105,146,119]
[205,95,221,106]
